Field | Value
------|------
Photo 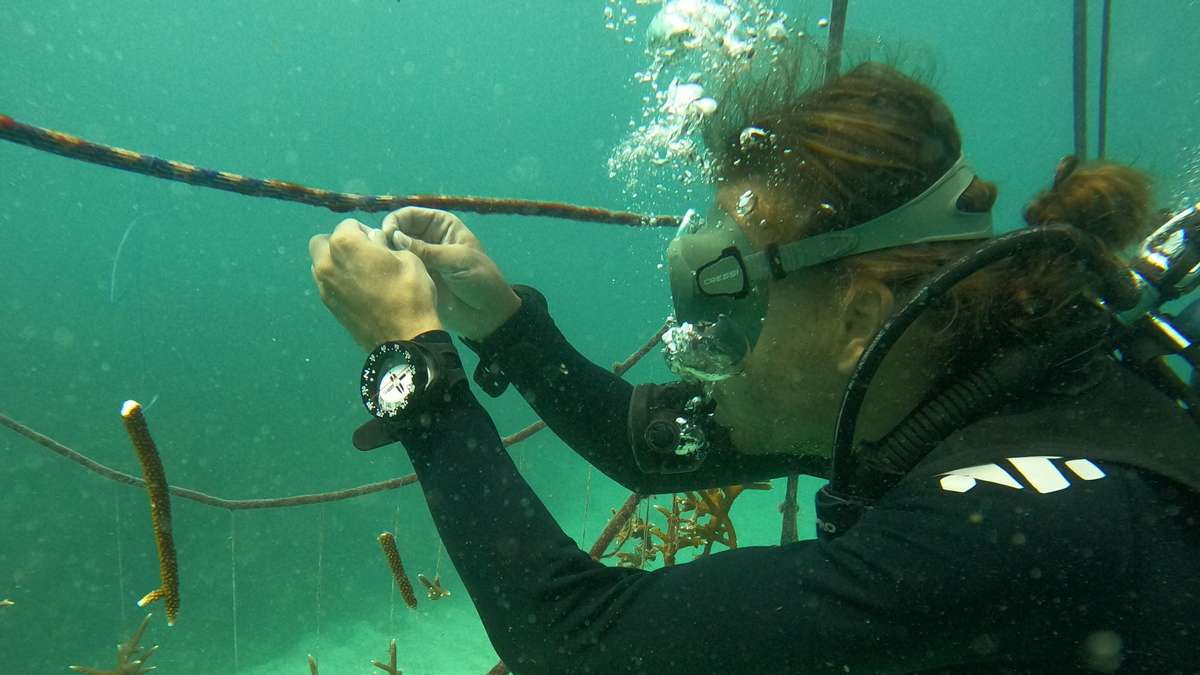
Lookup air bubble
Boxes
[739,126,768,147]
[609,0,805,207]
[692,97,718,115]
[736,189,758,217]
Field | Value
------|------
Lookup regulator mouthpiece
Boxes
[628,381,715,474]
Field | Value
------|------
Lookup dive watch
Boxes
[353,330,465,451]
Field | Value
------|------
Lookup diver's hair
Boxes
[714,63,970,241]
[712,62,1156,365]
[1024,157,1155,250]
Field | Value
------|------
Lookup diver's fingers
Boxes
[390,248,436,283]
[383,207,480,249]
[391,232,479,277]
[309,233,332,268]
[367,227,389,249]
[327,218,374,257]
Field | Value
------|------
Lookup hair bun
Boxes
[1024,160,1155,250]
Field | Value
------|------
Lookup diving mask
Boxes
[663,155,995,382]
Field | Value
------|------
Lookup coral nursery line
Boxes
[0,114,682,228]
[2,322,667,673]
[0,325,666,668]
[0,324,666,511]
[0,103,690,675]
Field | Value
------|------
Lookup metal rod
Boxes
[824,0,849,83]
[1098,0,1112,158]
[1073,0,1089,161]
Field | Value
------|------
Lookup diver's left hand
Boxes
[309,219,442,351]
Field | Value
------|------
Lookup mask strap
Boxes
[742,155,995,281]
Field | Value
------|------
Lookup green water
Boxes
[1,1,1197,673]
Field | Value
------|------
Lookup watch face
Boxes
[362,343,428,418]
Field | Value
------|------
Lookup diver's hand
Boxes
[381,207,521,342]
[309,219,441,350]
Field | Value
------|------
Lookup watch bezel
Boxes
[361,342,430,418]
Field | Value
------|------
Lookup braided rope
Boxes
[0,114,681,227]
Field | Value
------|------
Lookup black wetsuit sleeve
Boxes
[396,368,1133,674]
[464,286,824,493]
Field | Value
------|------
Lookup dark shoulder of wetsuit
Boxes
[926,357,1200,496]
[388,315,1200,675]
[460,285,825,493]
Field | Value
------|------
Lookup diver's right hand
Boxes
[381,207,521,342]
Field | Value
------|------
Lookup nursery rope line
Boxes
[0,408,417,510]
[0,114,681,228]
[0,322,669,510]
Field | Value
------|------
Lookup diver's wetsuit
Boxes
[395,286,1200,675]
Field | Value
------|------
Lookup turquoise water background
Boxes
[2,1,1197,673]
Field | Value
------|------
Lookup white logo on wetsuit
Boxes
[938,456,1106,494]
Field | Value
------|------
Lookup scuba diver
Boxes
[308,63,1200,673]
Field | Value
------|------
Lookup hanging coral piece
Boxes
[69,614,157,675]
[371,638,402,675]
[121,401,180,626]
[418,574,451,601]
[602,483,772,568]
[378,532,418,611]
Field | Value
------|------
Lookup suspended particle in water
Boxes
[818,17,829,27]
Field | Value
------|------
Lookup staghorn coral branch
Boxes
[780,474,801,545]
[69,613,157,675]
[588,492,644,560]
[378,532,418,611]
[371,638,402,675]
[122,401,180,626]
[417,574,450,601]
